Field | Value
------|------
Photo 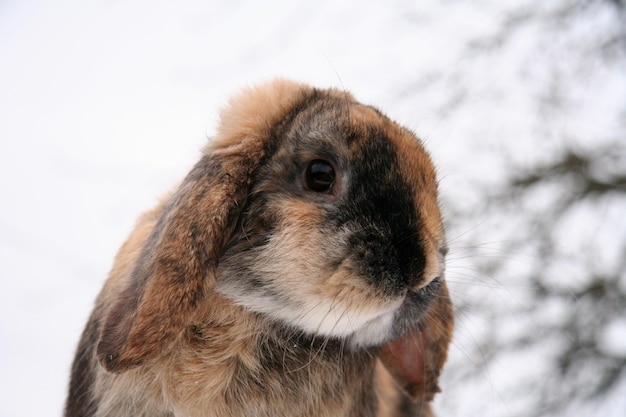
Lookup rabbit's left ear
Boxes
[96,79,312,372]
[379,283,454,402]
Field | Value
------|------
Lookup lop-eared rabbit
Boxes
[65,79,454,417]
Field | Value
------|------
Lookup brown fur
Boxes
[65,79,454,417]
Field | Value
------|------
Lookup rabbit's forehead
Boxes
[352,103,443,233]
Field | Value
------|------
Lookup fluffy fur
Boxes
[65,79,454,417]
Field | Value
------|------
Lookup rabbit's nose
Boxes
[414,271,440,291]
[413,243,444,291]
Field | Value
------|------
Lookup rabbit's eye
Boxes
[304,159,335,193]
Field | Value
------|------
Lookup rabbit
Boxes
[64,79,454,417]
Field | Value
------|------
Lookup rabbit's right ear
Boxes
[96,79,311,373]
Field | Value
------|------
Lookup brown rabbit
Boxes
[65,79,454,417]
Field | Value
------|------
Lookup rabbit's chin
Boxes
[215,280,405,348]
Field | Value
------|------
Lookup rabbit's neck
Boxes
[159,292,379,417]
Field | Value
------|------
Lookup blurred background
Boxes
[1,1,624,416]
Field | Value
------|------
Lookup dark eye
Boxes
[304,159,335,193]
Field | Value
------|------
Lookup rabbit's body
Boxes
[65,80,453,417]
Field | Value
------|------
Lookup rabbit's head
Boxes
[96,79,453,402]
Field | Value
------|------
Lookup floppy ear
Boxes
[379,282,454,402]
[96,145,264,373]
[96,79,311,373]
